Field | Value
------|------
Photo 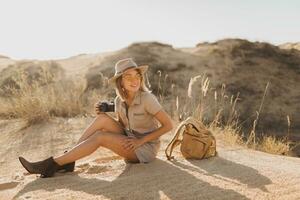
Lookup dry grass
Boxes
[220,126,244,146]
[259,135,291,155]
[0,70,105,126]
[155,71,293,156]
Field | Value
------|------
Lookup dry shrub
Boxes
[0,70,90,126]
[0,60,64,97]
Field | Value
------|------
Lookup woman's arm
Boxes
[140,109,173,144]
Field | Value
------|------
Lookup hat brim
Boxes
[108,65,148,86]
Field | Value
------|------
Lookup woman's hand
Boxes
[94,101,102,115]
[122,137,144,151]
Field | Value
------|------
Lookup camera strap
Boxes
[124,103,132,135]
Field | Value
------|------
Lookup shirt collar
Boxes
[121,90,142,106]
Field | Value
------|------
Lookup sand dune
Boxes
[0,117,300,200]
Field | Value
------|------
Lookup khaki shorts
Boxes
[123,129,161,163]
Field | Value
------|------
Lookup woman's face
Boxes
[121,68,142,93]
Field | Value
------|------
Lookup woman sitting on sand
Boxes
[19,58,173,178]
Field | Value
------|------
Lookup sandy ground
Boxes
[0,117,300,200]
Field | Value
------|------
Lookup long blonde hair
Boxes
[115,68,151,101]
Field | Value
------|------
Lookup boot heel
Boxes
[65,162,75,172]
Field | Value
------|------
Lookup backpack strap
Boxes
[165,120,187,160]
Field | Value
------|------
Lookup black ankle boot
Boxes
[56,150,75,172]
[18,156,61,178]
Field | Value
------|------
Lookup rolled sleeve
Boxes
[144,92,163,115]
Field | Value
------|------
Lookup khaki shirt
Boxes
[114,90,163,134]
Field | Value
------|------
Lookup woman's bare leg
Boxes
[54,131,139,165]
[54,113,139,165]
[76,113,123,144]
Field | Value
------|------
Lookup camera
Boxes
[97,100,115,112]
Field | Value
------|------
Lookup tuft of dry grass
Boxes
[210,125,244,147]
[259,135,291,155]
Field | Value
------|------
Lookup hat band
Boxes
[116,65,137,75]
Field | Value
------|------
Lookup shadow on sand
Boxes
[14,156,272,199]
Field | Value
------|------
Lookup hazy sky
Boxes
[1,0,299,59]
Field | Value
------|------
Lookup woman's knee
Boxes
[95,113,112,128]
[95,113,109,123]
[95,113,117,127]
[95,113,123,134]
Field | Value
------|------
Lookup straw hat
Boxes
[108,58,148,86]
